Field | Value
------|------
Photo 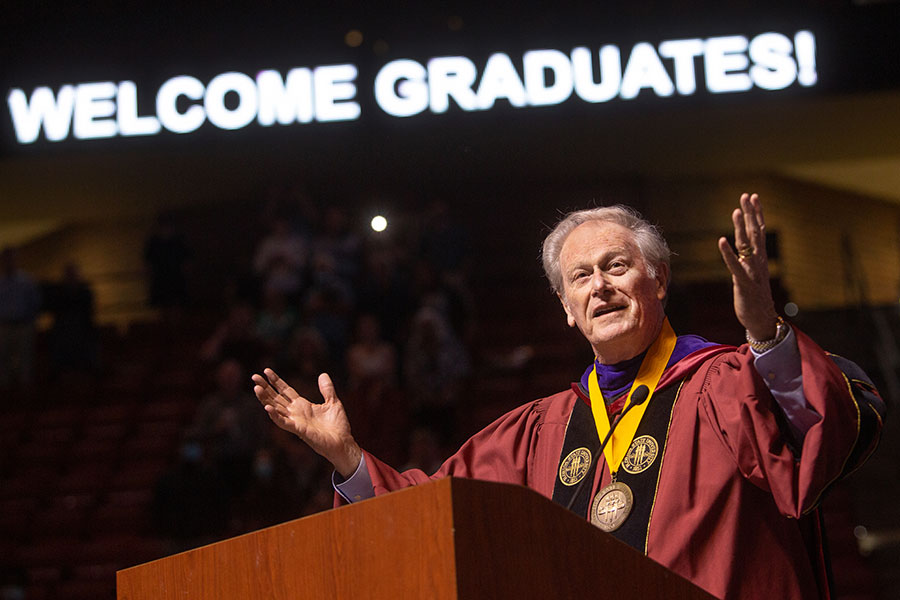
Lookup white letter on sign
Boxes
[524,49,573,106]
[157,75,206,134]
[7,86,76,143]
[374,59,429,117]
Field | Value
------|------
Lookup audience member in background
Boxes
[304,272,352,374]
[0,247,41,390]
[357,240,414,347]
[43,262,99,378]
[311,206,360,290]
[253,217,308,303]
[412,260,476,348]
[403,305,472,443]
[255,288,298,371]
[0,564,27,600]
[200,301,265,368]
[285,327,332,397]
[231,437,326,532]
[400,427,444,474]
[346,314,397,394]
[417,199,470,278]
[144,211,192,320]
[187,359,269,496]
[344,313,407,463]
[152,436,230,552]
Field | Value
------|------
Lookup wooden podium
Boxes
[117,477,715,599]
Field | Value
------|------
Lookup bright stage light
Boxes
[370,215,387,232]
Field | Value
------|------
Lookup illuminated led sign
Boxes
[7,30,816,144]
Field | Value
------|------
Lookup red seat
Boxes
[108,458,169,491]
[30,425,78,446]
[69,437,121,462]
[79,533,166,564]
[120,432,179,460]
[0,467,60,501]
[18,536,80,568]
[13,441,69,466]
[0,504,33,541]
[90,503,152,536]
[31,505,90,538]
[34,407,84,429]
[90,490,153,535]
[55,577,116,599]
[140,398,194,423]
[81,421,130,441]
[56,464,112,494]
[23,583,54,600]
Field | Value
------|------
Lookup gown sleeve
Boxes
[699,326,885,518]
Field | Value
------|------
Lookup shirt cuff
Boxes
[333,453,376,503]
[750,325,822,440]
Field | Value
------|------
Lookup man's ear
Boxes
[655,263,670,301]
[558,293,577,328]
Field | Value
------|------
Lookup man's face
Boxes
[558,220,668,364]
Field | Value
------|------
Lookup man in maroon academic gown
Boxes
[253,194,884,600]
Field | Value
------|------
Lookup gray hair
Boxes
[541,205,672,297]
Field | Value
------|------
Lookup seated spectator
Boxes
[412,260,476,346]
[357,240,414,347]
[417,199,470,277]
[231,435,327,532]
[311,206,360,288]
[285,327,331,396]
[43,262,99,377]
[304,272,352,373]
[343,314,407,462]
[187,359,269,496]
[253,217,308,302]
[255,288,298,371]
[400,427,444,474]
[346,314,397,393]
[403,305,472,443]
[144,211,192,318]
[152,437,231,552]
[0,246,41,390]
[200,301,265,368]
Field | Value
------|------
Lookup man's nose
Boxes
[590,268,611,293]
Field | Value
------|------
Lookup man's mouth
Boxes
[592,305,625,318]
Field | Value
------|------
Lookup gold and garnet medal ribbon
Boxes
[588,318,677,532]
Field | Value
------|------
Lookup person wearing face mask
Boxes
[253,194,884,600]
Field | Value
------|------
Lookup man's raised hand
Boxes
[717,193,780,341]
[252,369,362,478]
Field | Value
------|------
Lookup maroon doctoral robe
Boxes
[357,328,883,600]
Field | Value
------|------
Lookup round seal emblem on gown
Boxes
[621,435,659,475]
[559,447,592,486]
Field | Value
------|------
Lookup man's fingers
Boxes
[264,405,295,431]
[318,372,338,404]
[252,375,289,409]
[732,207,751,253]
[264,368,301,400]
[748,194,768,260]
[718,236,746,279]
[741,193,767,256]
[264,368,289,392]
[740,193,758,242]
[750,193,765,229]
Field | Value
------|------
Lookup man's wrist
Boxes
[331,443,363,480]
[746,316,788,352]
